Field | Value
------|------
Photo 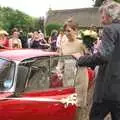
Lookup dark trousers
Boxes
[89,100,120,120]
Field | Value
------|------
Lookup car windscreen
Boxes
[0,59,15,91]
[20,56,78,92]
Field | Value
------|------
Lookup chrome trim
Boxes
[6,60,20,92]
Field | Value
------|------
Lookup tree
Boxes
[94,0,104,6]
[34,17,44,33]
[45,24,63,36]
[94,0,120,7]
[0,6,43,34]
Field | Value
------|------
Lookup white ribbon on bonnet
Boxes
[1,93,77,108]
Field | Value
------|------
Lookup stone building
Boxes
[45,7,102,28]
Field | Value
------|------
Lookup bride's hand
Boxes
[72,53,82,60]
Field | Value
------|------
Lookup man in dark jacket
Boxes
[73,1,120,120]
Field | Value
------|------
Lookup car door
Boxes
[0,56,77,120]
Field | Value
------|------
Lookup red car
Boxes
[0,49,77,120]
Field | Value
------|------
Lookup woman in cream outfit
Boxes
[59,19,89,119]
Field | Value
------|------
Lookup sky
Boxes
[0,0,94,17]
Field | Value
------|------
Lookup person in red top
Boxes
[0,30,9,49]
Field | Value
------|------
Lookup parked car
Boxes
[0,49,77,120]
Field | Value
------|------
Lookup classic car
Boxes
[0,49,78,120]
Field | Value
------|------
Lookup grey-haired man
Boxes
[73,1,120,120]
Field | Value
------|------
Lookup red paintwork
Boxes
[0,49,58,61]
[88,68,95,89]
[0,88,76,120]
[23,87,75,97]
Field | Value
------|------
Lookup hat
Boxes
[0,30,9,35]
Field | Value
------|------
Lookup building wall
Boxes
[46,7,102,27]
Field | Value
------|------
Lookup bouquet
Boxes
[80,30,98,49]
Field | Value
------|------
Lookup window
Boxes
[0,59,15,91]
[50,56,77,88]
[24,56,77,92]
[25,57,50,92]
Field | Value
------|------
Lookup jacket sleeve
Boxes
[77,25,116,67]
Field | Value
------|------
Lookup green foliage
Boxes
[45,24,63,36]
[94,0,120,7]
[34,17,44,33]
[114,0,120,2]
[0,6,44,34]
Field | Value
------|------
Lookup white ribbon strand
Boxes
[0,93,77,107]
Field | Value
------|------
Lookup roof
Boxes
[46,7,102,27]
[0,49,58,61]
